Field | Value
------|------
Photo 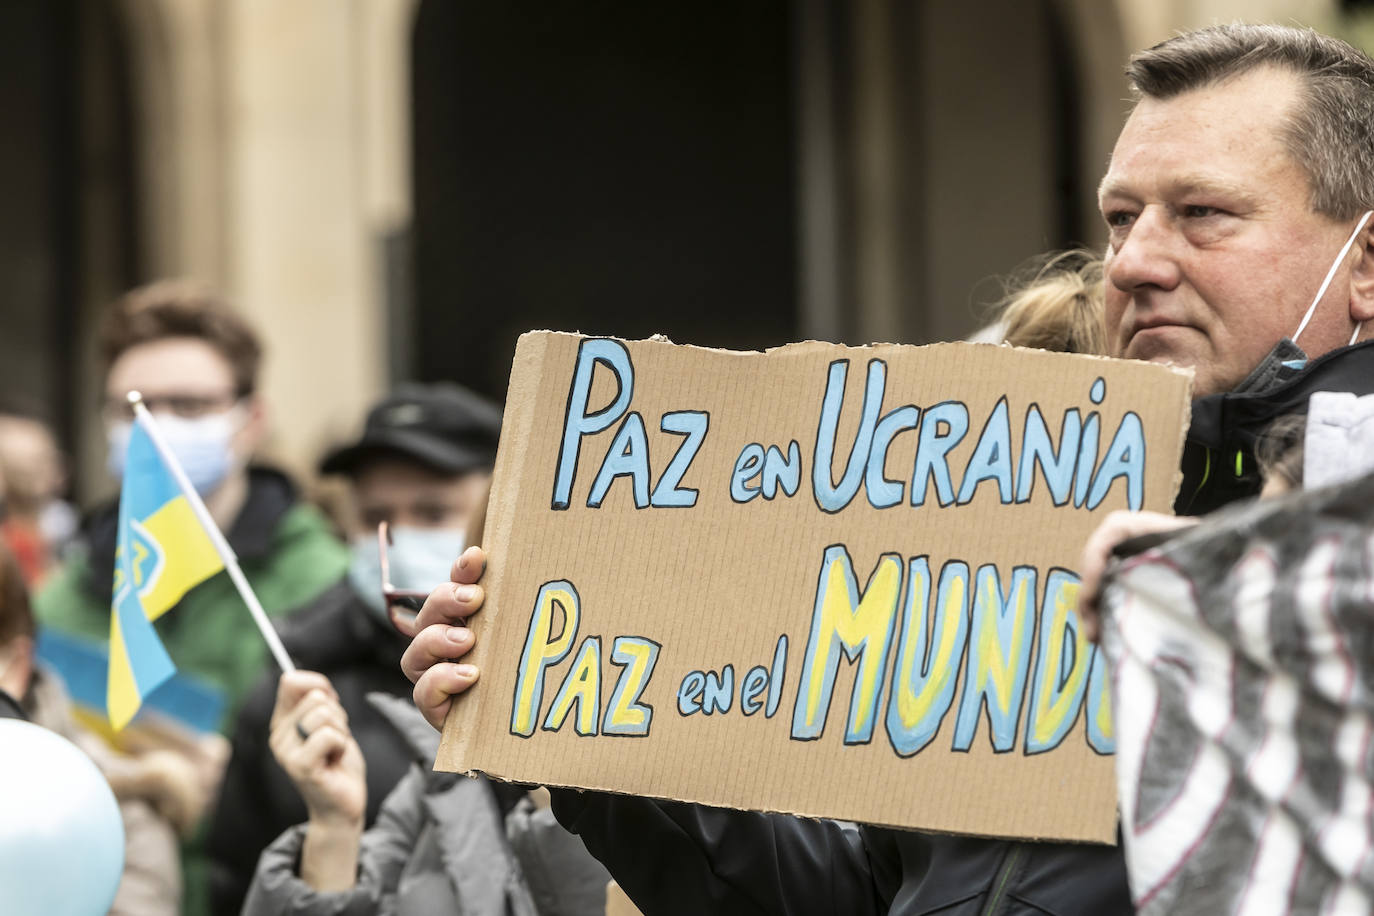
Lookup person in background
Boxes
[207,383,505,916]
[0,405,78,587]
[995,250,1107,355]
[243,663,612,916]
[238,425,610,914]
[242,669,612,916]
[33,280,349,915]
[37,280,349,727]
[0,540,191,915]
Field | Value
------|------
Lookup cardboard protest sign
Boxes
[437,332,1192,843]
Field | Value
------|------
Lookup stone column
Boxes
[117,0,416,486]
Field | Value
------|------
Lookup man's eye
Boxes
[1104,210,1135,229]
[1183,205,1222,219]
[415,504,454,525]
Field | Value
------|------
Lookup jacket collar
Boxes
[1178,341,1374,514]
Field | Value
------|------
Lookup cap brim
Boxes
[319,428,496,477]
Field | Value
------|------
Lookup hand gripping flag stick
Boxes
[128,391,296,675]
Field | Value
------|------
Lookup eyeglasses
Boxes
[102,392,242,422]
[377,521,458,635]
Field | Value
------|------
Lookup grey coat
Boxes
[242,694,608,916]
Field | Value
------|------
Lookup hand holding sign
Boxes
[1075,510,1198,641]
[401,545,486,730]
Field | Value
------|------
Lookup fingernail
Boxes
[447,626,471,646]
[455,584,477,602]
[458,552,470,571]
[456,664,478,679]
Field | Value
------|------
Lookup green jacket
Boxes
[34,467,348,733]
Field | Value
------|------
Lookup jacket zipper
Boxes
[1188,447,1212,510]
[979,846,1024,916]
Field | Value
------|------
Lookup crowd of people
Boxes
[2,19,1373,916]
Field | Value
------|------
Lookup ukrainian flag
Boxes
[108,418,223,729]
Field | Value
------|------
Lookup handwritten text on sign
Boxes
[439,333,1191,843]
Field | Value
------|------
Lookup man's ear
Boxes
[236,393,269,458]
[1349,221,1374,324]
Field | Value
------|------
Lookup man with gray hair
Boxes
[1102,25,1374,501]
[398,23,1374,914]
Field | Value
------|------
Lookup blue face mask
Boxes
[347,526,466,623]
[105,411,241,495]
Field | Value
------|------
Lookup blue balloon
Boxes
[0,719,124,915]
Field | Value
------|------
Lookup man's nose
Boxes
[1106,207,1183,295]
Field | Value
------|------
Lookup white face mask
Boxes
[1291,209,1374,349]
[347,526,466,623]
[105,408,244,495]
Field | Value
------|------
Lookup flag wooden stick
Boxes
[127,392,296,673]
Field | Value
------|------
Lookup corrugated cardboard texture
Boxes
[437,332,1193,844]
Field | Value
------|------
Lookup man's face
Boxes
[0,418,63,510]
[1099,66,1359,397]
[350,458,489,537]
[104,337,264,460]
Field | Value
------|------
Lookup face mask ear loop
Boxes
[1294,209,1374,346]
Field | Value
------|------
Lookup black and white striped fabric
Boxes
[1103,471,1374,916]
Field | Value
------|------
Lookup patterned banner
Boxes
[1104,472,1374,915]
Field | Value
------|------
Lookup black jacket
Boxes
[546,343,1374,916]
[550,793,1131,915]
[1177,340,1374,514]
[206,581,415,916]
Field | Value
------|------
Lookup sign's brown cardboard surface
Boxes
[437,332,1193,843]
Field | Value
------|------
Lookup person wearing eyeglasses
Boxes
[35,283,349,734]
[33,282,351,916]
[206,383,516,916]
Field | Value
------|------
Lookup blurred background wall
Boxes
[0,0,1366,504]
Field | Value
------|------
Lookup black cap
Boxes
[320,383,502,477]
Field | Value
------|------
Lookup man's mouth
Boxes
[1122,321,1198,359]
[1127,319,1196,343]
[1131,317,1192,334]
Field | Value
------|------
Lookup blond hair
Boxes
[996,250,1107,356]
